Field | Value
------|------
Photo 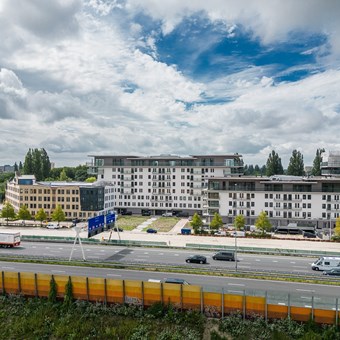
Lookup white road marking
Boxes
[305,305,312,308]
[144,252,149,254]
[106,274,122,277]
[174,254,179,256]
[227,283,245,287]
[272,260,278,263]
[58,248,63,250]
[2,266,15,270]
[227,290,243,294]
[159,253,164,255]
[290,262,296,264]
[278,303,286,306]
[296,289,315,292]
[255,259,261,262]
[51,270,65,273]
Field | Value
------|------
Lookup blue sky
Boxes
[0,0,340,167]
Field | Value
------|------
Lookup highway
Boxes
[0,241,321,275]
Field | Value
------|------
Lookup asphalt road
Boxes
[0,241,321,275]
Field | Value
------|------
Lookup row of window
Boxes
[117,202,201,208]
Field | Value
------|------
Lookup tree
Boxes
[36,208,47,226]
[287,150,305,176]
[210,212,223,233]
[17,205,31,224]
[51,205,65,224]
[74,165,89,181]
[311,148,325,176]
[266,150,284,176]
[48,275,58,303]
[23,148,34,175]
[32,148,43,181]
[85,177,96,183]
[19,161,23,171]
[334,216,340,238]
[234,214,245,231]
[190,213,203,234]
[14,162,18,172]
[59,169,69,181]
[255,211,272,234]
[64,276,74,307]
[41,148,51,179]
[1,201,15,225]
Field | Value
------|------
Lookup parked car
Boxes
[146,228,157,233]
[164,278,190,285]
[162,212,173,217]
[212,251,235,261]
[121,211,132,215]
[323,268,340,276]
[185,255,207,264]
[46,223,60,229]
[142,210,152,216]
[113,227,123,232]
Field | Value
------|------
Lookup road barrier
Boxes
[0,270,339,324]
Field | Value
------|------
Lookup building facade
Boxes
[5,174,115,220]
[205,175,340,228]
[87,154,244,215]
[321,151,340,176]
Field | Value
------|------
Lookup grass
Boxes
[148,217,181,232]
[115,216,150,231]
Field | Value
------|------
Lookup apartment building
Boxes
[205,175,340,228]
[5,173,115,220]
[87,154,244,215]
[322,151,340,176]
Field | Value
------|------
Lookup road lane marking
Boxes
[272,260,278,263]
[227,283,245,287]
[51,270,65,273]
[174,254,179,256]
[144,252,149,254]
[255,259,261,262]
[159,253,164,255]
[2,266,15,270]
[107,274,122,277]
[227,290,243,294]
[296,289,315,292]
[278,303,286,306]
[290,262,296,264]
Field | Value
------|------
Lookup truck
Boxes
[0,232,21,248]
[311,256,340,271]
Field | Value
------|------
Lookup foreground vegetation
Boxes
[1,295,340,339]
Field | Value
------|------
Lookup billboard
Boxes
[88,215,105,238]
[106,212,116,230]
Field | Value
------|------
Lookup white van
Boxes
[311,257,340,271]
[46,223,60,229]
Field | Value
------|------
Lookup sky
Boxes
[1,0,340,168]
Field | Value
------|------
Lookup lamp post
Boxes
[234,231,238,271]
[329,214,332,240]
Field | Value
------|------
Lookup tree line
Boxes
[244,148,325,177]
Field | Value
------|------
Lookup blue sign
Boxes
[88,215,105,238]
[106,213,116,226]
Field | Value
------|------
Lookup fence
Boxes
[0,271,339,324]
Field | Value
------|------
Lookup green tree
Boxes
[255,211,272,234]
[14,162,18,172]
[1,201,16,225]
[59,169,69,181]
[36,208,47,226]
[287,150,305,176]
[32,148,43,181]
[311,148,325,176]
[48,275,58,303]
[23,148,34,175]
[190,213,203,234]
[85,177,96,183]
[41,148,51,179]
[17,205,31,224]
[64,276,73,307]
[51,205,65,224]
[234,214,245,231]
[19,161,23,171]
[74,165,89,181]
[334,216,340,237]
[210,212,223,233]
[266,150,284,176]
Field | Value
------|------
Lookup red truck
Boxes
[0,232,21,248]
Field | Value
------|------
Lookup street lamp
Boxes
[234,231,238,271]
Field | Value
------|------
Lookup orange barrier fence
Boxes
[0,271,338,325]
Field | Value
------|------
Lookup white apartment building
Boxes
[5,173,115,220]
[205,175,340,228]
[87,154,244,215]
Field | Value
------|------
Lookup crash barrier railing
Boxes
[186,243,340,257]
[21,235,168,247]
[0,270,339,324]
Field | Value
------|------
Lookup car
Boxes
[142,210,152,216]
[46,223,60,229]
[212,251,235,261]
[146,228,157,233]
[113,227,123,232]
[121,211,132,215]
[185,255,207,264]
[164,278,190,285]
[162,212,173,217]
[323,268,340,276]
